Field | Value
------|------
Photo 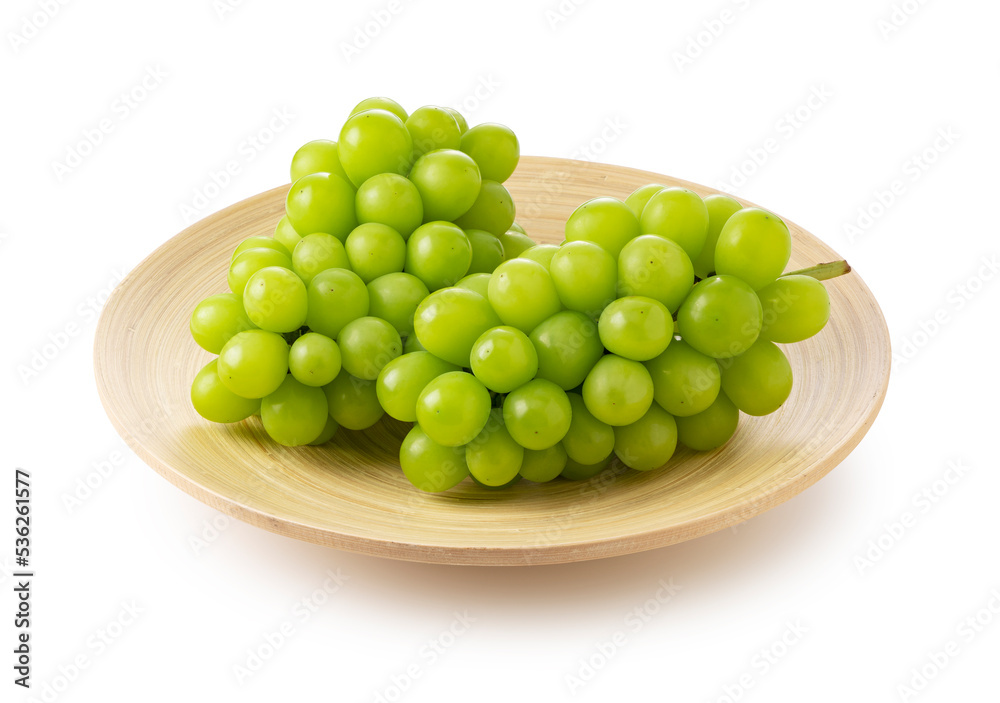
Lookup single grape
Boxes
[488,258,561,333]
[529,310,604,390]
[242,266,308,333]
[232,236,291,261]
[355,173,424,240]
[406,105,463,160]
[719,339,793,416]
[624,183,665,219]
[470,326,538,393]
[306,268,369,339]
[408,149,482,222]
[350,97,408,123]
[508,222,527,235]
[292,233,350,284]
[757,275,831,343]
[714,207,791,290]
[228,248,292,296]
[598,296,673,361]
[190,293,254,354]
[337,316,402,381]
[217,329,289,399]
[416,371,492,447]
[345,223,407,283]
[617,235,694,313]
[561,454,613,481]
[261,376,328,446]
[413,287,501,366]
[400,425,469,493]
[675,391,739,451]
[644,340,721,417]
[376,351,459,422]
[289,332,341,387]
[290,139,350,183]
[640,187,709,261]
[405,221,472,290]
[466,409,524,486]
[285,172,357,240]
[517,245,558,270]
[676,275,762,359]
[366,272,429,336]
[454,273,491,299]
[503,379,572,450]
[694,194,742,279]
[308,416,340,445]
[549,241,617,315]
[460,123,520,183]
[613,403,677,471]
[454,180,516,236]
[274,215,302,253]
[562,393,615,465]
[338,109,413,187]
[465,228,504,274]
[498,231,537,260]
[324,371,384,430]
[582,354,654,426]
[519,444,569,483]
[564,197,640,258]
[191,359,260,423]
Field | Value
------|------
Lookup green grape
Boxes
[289,332,341,387]
[454,273,491,299]
[613,403,677,471]
[508,222,527,235]
[714,208,791,290]
[405,221,472,290]
[617,235,694,313]
[337,316,402,381]
[519,444,569,483]
[408,149,482,222]
[308,416,340,445]
[367,272,429,336]
[376,351,459,422]
[598,296,673,362]
[324,371,384,430]
[677,275,762,359]
[459,123,520,183]
[403,335,427,354]
[564,197,640,258]
[191,359,260,423]
[242,266,308,333]
[464,229,504,274]
[502,378,572,450]
[640,187,709,261]
[561,454,612,481]
[217,329,289,399]
[228,248,292,296]
[624,183,665,219]
[350,97,408,123]
[338,109,413,186]
[443,107,468,134]
[416,371,492,447]
[261,376,328,446]
[694,194,742,279]
[518,244,559,269]
[345,223,406,283]
[399,425,469,493]
[487,258,561,333]
[413,287,501,366]
[292,233,350,284]
[286,172,357,240]
[190,293,255,354]
[529,311,604,390]
[582,354,654,426]
[290,139,350,183]
[470,326,538,393]
[498,231,537,260]
[406,105,463,160]
[274,215,302,253]
[757,275,830,343]
[305,268,369,339]
[675,391,739,451]
[466,409,524,486]
[719,339,792,416]
[562,393,615,464]
[454,180,516,236]
[355,173,424,240]
[232,236,291,261]
[644,340,720,417]
[549,241,617,315]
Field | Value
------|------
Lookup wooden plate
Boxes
[94,156,890,566]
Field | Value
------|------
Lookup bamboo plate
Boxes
[94,156,890,566]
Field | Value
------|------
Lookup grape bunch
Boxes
[189,96,846,493]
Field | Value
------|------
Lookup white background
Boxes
[2,0,998,701]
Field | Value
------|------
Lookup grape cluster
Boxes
[190,96,837,493]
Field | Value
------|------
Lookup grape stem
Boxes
[785,260,851,281]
